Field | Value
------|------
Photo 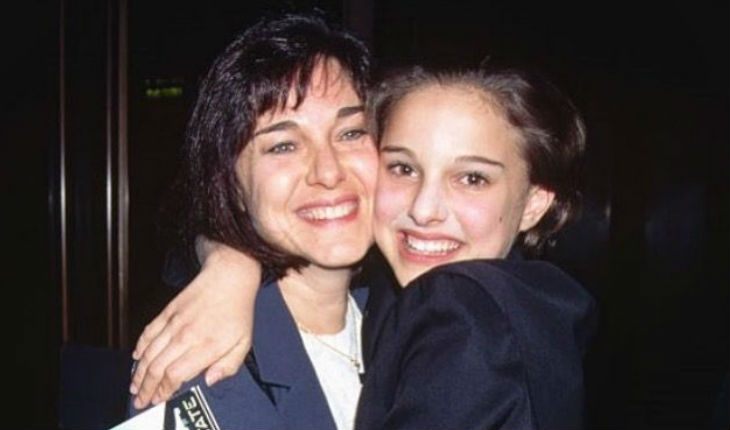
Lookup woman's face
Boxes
[373,84,554,286]
[236,61,377,271]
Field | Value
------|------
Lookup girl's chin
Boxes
[393,265,434,287]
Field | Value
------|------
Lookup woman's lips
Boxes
[397,230,463,263]
[296,198,359,224]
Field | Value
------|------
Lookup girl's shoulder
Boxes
[399,259,597,352]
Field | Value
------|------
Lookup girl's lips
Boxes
[397,230,463,263]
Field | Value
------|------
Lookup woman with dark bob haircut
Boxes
[127,13,378,430]
[130,17,595,430]
[176,13,370,279]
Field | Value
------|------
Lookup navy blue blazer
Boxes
[131,279,369,430]
[355,259,596,430]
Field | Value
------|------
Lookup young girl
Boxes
[355,66,595,429]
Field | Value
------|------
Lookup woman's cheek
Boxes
[348,146,379,186]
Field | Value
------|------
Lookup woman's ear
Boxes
[519,186,555,231]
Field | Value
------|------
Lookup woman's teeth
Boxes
[300,201,356,221]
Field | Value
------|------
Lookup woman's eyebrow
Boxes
[253,120,297,137]
[337,105,365,118]
[253,105,363,137]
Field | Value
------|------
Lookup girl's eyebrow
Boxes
[380,145,413,156]
[381,146,505,169]
[455,155,505,169]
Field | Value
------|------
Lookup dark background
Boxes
[4,0,728,428]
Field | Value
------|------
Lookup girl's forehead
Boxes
[401,83,498,110]
[380,83,527,168]
[388,84,507,133]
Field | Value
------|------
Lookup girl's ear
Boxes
[519,186,555,231]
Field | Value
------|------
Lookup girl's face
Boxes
[373,84,554,286]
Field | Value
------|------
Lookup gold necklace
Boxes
[297,296,362,372]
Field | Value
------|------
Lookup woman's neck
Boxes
[278,266,353,334]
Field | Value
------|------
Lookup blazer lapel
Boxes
[252,281,337,430]
[351,284,369,311]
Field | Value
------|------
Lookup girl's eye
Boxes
[341,128,368,141]
[387,162,417,177]
[266,141,296,154]
[459,172,489,187]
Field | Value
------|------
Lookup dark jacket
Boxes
[356,259,596,430]
[130,279,369,430]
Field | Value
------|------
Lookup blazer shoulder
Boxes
[411,259,595,318]
[405,259,597,353]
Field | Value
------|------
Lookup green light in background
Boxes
[161,87,183,97]
[145,86,182,99]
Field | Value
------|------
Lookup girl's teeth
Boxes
[405,235,460,254]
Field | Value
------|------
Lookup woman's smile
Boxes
[236,60,378,271]
[296,196,360,224]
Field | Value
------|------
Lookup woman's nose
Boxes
[306,144,345,188]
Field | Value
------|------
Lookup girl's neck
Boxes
[278,265,353,334]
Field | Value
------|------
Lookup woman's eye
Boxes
[266,141,296,154]
[387,162,417,177]
[341,128,368,141]
[459,172,489,187]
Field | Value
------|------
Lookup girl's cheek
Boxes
[451,192,498,234]
[375,178,410,223]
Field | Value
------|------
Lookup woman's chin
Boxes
[308,247,371,271]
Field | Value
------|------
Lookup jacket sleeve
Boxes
[161,243,200,290]
[382,272,538,430]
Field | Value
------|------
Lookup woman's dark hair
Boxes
[369,64,586,255]
[176,13,371,278]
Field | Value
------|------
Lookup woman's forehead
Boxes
[266,63,360,116]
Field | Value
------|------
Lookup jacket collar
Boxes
[251,280,311,386]
[252,280,369,384]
